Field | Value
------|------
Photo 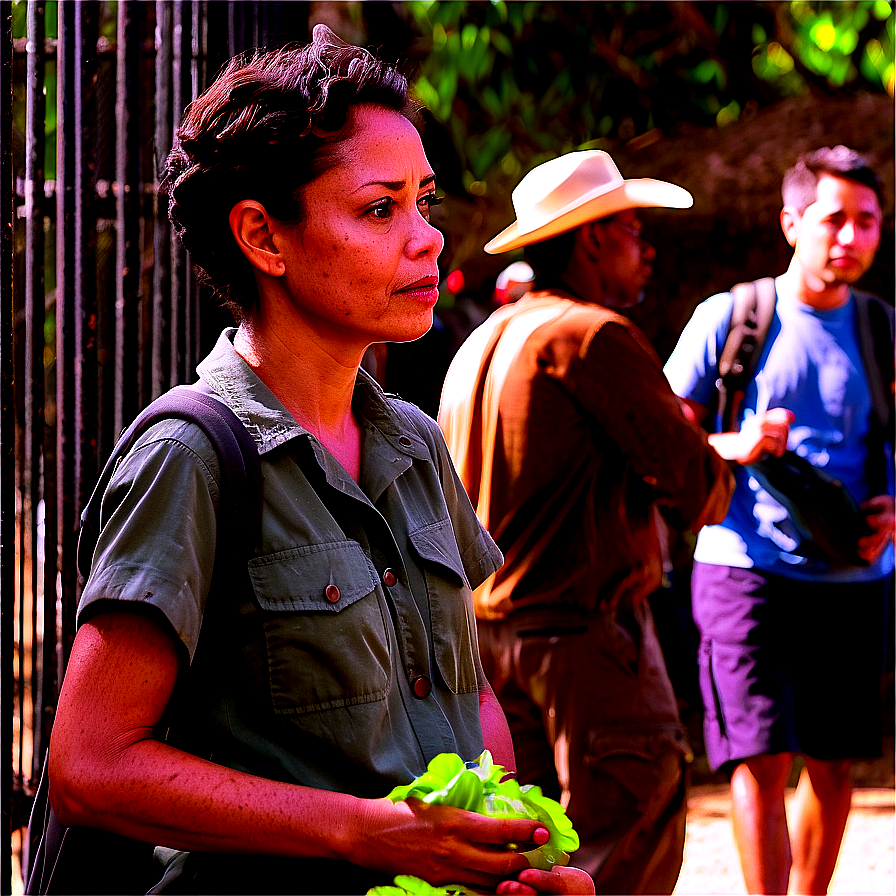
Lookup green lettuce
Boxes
[368,751,579,894]
[367,875,478,895]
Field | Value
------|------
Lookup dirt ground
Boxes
[675,784,895,896]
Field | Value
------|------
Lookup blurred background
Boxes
[4,3,894,893]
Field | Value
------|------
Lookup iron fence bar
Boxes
[170,0,190,386]
[55,0,76,701]
[62,3,100,676]
[114,0,142,437]
[153,0,172,397]
[49,0,81,785]
[55,26,76,689]
[24,0,47,790]
[2,0,17,889]
[190,0,203,368]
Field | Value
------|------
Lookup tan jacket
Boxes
[439,290,734,621]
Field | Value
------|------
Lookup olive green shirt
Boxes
[79,329,503,803]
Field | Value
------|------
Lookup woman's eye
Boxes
[369,200,394,220]
[419,192,444,221]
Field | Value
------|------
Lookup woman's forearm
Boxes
[49,610,545,889]
[52,731,369,859]
[49,610,369,860]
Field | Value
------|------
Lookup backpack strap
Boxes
[27,383,262,895]
[852,290,895,499]
[852,289,895,445]
[77,382,262,583]
[714,277,777,433]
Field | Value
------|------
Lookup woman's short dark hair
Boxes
[781,145,884,213]
[162,25,414,319]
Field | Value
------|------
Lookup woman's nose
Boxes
[411,217,444,258]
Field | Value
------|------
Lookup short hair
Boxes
[781,145,884,213]
[161,25,414,319]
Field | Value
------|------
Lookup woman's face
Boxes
[270,103,444,352]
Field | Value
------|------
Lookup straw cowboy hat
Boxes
[485,150,694,254]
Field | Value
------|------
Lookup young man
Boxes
[664,145,895,895]
[438,150,734,894]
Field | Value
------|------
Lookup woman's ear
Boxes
[229,200,286,277]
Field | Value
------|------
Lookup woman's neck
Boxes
[234,319,363,482]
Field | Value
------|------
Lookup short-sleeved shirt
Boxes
[664,284,895,583]
[79,328,503,801]
[438,290,733,621]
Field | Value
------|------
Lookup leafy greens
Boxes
[367,750,579,895]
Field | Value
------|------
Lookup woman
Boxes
[48,25,591,896]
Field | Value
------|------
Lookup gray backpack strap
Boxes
[715,277,777,432]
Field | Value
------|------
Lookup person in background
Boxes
[495,260,535,305]
[47,27,593,896]
[439,150,734,894]
[664,145,894,895]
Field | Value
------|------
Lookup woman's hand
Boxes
[51,609,548,883]
[496,865,596,895]
[858,494,896,564]
[350,797,550,891]
[708,407,795,465]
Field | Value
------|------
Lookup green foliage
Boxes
[386,750,579,853]
[12,0,58,38]
[752,1,894,94]
[369,750,579,895]
[405,1,895,196]
[367,875,477,895]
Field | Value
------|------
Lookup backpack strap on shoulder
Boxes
[852,289,895,444]
[715,277,777,432]
[29,383,262,895]
[77,382,262,585]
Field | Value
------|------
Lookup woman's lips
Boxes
[396,276,440,303]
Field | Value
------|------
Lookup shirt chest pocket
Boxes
[409,519,479,696]
[248,541,390,714]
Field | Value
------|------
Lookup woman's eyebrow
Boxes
[352,174,437,194]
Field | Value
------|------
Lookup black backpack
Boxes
[24,382,262,895]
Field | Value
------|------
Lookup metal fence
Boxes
[3,2,315,890]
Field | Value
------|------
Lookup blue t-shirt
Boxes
[664,282,894,583]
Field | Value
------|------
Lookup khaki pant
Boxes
[478,600,689,895]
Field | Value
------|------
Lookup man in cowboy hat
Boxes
[438,150,734,894]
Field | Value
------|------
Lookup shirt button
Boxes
[412,676,432,699]
[382,569,397,587]
[325,584,340,603]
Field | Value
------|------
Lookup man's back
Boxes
[440,289,732,621]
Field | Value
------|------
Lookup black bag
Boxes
[748,449,871,567]
[24,383,262,895]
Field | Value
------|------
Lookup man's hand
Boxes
[708,407,795,465]
[496,865,596,895]
[858,494,896,564]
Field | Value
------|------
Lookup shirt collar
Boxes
[196,328,429,463]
